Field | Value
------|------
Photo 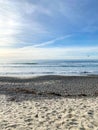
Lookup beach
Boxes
[0,75,98,130]
[0,0,98,129]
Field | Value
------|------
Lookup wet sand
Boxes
[0,75,98,130]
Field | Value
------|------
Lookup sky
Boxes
[0,0,98,61]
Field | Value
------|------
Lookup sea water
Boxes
[0,60,98,77]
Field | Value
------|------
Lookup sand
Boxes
[0,75,98,130]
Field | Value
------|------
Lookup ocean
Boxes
[0,60,98,77]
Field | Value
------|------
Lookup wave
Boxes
[0,60,98,76]
[0,64,98,68]
[12,62,38,65]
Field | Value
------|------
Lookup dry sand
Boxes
[0,75,98,130]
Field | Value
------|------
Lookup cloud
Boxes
[0,46,98,62]
[0,0,50,48]
[0,0,22,47]
[0,0,98,60]
[22,1,52,16]
[21,35,71,48]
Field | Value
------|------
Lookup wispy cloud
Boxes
[22,1,52,16]
[0,0,50,48]
[0,0,22,47]
[25,35,71,48]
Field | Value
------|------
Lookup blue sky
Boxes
[0,0,98,60]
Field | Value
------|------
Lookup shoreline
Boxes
[0,74,98,80]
